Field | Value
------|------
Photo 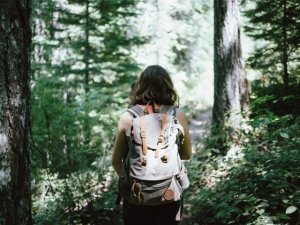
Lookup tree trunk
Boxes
[282,0,289,89]
[84,0,90,93]
[212,0,249,130]
[0,1,32,224]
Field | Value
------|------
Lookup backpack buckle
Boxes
[161,155,168,163]
[158,134,164,143]
[141,131,146,138]
[141,157,147,166]
[131,180,142,204]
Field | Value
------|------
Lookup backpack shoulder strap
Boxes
[117,105,143,206]
[123,105,144,158]
[159,105,177,117]
[126,105,144,118]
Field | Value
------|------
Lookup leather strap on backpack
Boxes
[140,117,148,156]
[140,113,168,158]
[140,101,157,156]
[155,113,167,158]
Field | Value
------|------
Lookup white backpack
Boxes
[118,104,189,205]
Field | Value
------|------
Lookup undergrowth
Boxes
[189,91,300,225]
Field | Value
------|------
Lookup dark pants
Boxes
[123,201,181,225]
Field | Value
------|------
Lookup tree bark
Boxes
[84,0,90,93]
[0,1,32,224]
[212,0,249,130]
[282,0,289,89]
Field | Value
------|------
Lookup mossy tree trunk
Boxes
[0,1,32,224]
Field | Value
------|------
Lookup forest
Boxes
[0,0,300,225]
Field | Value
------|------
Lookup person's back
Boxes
[112,65,192,225]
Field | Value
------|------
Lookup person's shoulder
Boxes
[175,107,188,122]
[118,109,133,131]
[120,108,135,122]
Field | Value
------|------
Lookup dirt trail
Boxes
[189,108,212,143]
[180,107,212,225]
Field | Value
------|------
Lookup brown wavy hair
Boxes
[131,65,179,106]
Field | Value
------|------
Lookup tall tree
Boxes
[212,0,249,131]
[0,1,32,224]
[31,0,143,175]
[244,0,300,89]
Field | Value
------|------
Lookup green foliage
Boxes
[32,169,120,225]
[30,77,125,223]
[30,0,144,223]
[243,0,300,86]
[168,0,214,110]
[31,77,121,176]
[250,82,300,116]
[189,108,300,225]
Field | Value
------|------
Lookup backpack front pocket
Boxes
[129,176,182,205]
